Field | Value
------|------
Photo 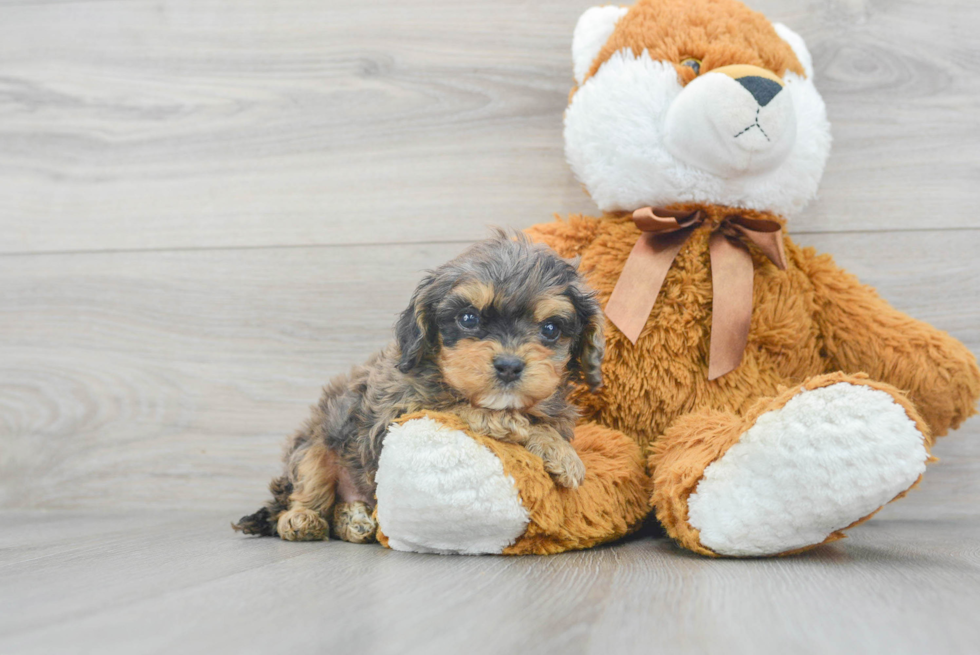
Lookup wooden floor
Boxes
[1,0,979,653]
[3,497,980,654]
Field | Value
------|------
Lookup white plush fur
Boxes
[664,70,798,177]
[572,5,630,85]
[687,383,929,557]
[564,27,831,216]
[375,417,530,555]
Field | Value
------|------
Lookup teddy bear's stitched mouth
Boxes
[733,108,771,142]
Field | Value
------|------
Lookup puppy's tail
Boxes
[232,475,293,537]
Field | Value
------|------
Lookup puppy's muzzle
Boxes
[493,355,525,383]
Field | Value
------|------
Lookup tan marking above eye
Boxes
[533,294,575,323]
[711,64,784,86]
[453,280,495,311]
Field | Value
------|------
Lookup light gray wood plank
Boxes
[0,2,977,653]
[0,511,978,655]
[0,230,977,512]
[0,241,470,510]
[1,0,978,255]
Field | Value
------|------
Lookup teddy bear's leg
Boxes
[374,416,532,554]
[650,373,932,557]
[375,414,650,555]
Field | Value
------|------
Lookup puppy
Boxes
[234,233,604,542]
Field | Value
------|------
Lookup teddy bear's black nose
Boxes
[737,75,783,107]
[494,356,525,382]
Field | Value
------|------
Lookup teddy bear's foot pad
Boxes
[375,416,530,555]
[687,382,929,556]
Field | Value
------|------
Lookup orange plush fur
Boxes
[526,204,980,554]
[582,0,805,88]
[527,206,980,447]
[548,0,978,555]
[648,372,935,556]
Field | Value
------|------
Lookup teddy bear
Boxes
[372,0,980,557]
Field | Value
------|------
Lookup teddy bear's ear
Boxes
[572,5,630,85]
[773,23,814,79]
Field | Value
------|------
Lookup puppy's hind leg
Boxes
[332,502,378,543]
[277,443,338,541]
[330,466,378,543]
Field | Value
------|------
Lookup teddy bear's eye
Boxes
[681,58,702,75]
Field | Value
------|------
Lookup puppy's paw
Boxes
[277,508,329,541]
[527,440,587,489]
[552,449,586,489]
[332,501,378,544]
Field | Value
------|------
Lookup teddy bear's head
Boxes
[565,0,831,217]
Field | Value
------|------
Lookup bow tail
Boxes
[707,233,756,380]
[605,229,692,344]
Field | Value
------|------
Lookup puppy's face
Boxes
[435,280,577,410]
[395,236,604,410]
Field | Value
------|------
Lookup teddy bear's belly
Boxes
[526,214,827,450]
[592,327,822,449]
[576,247,824,450]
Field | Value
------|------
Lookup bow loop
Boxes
[725,214,788,271]
[631,206,703,233]
[604,206,788,380]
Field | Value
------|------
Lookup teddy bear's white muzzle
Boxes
[664,70,797,178]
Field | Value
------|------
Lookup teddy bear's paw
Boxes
[277,508,329,542]
[375,417,530,554]
[687,381,929,557]
[527,439,586,489]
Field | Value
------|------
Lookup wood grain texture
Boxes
[1,0,979,255]
[1,1,979,652]
[1,231,978,511]
[0,510,978,655]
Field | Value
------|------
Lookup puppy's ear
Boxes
[396,271,458,374]
[568,282,605,390]
[395,276,434,374]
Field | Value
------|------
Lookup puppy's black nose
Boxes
[736,75,782,107]
[493,356,525,382]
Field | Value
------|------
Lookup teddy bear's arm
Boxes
[800,247,980,437]
[524,215,603,259]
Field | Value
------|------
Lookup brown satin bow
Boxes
[604,207,788,380]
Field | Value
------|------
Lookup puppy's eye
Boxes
[540,321,561,341]
[457,311,480,330]
[681,58,701,75]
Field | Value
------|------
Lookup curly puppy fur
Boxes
[234,233,605,541]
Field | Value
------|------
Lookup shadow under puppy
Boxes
[234,233,604,542]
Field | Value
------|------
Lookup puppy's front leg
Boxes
[524,426,586,489]
[447,406,585,488]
